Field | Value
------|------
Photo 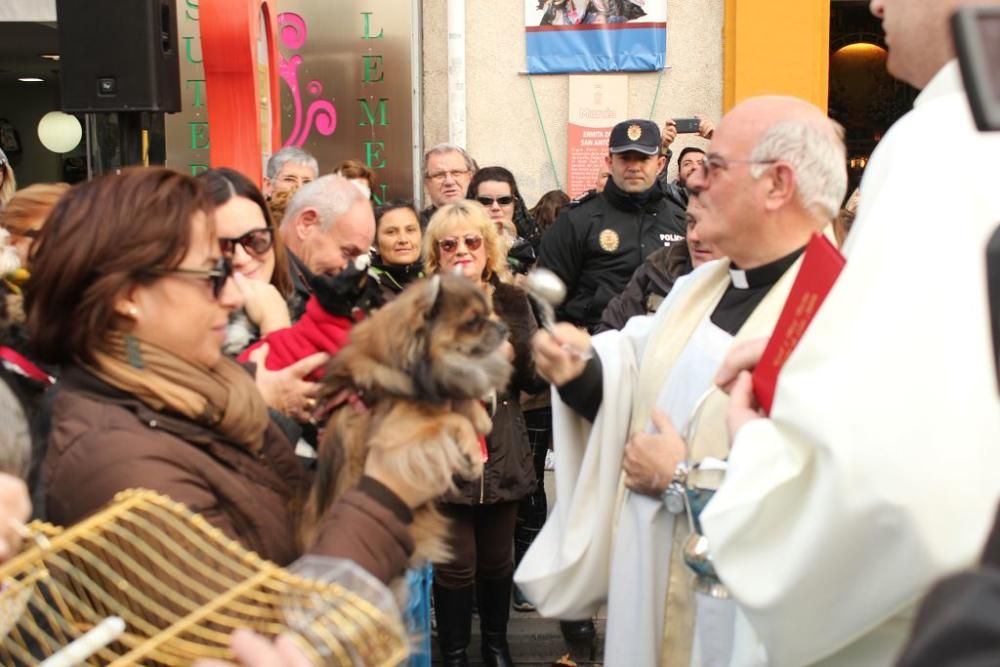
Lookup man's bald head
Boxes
[686,96,847,267]
[728,96,847,221]
[870,0,1000,89]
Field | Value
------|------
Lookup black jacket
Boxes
[447,281,546,505]
[368,255,423,302]
[537,178,686,331]
[895,502,1000,667]
[286,250,313,323]
[595,241,693,333]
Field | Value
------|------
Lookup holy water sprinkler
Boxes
[525,268,592,360]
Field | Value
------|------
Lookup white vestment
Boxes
[516,258,801,666]
[701,61,1000,667]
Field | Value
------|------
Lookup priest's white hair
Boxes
[749,119,848,222]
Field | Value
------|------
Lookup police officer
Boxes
[537,118,686,332]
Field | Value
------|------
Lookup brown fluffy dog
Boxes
[301,274,512,563]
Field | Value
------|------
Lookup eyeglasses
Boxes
[426,169,470,183]
[476,195,514,207]
[148,256,233,299]
[438,234,483,254]
[218,228,273,256]
[700,153,778,180]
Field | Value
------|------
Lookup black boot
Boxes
[433,582,473,667]
[559,619,597,661]
[477,574,515,667]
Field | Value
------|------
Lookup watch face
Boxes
[664,488,686,515]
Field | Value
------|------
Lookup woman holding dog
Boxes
[28,167,452,588]
[424,200,544,667]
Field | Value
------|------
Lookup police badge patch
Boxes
[627,124,642,141]
[599,229,620,252]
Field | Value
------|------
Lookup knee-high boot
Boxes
[477,574,515,667]
[433,582,473,667]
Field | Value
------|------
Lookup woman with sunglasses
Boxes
[29,168,450,587]
[197,168,294,357]
[468,166,540,252]
[423,201,544,667]
[468,167,538,280]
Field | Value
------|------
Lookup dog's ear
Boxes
[425,274,443,320]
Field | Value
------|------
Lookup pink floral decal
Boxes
[278,12,337,147]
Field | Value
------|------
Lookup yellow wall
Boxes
[724,0,830,111]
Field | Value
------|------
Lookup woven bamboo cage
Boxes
[0,489,408,666]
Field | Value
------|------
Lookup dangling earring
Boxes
[125,334,144,369]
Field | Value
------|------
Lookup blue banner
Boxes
[524,1,667,74]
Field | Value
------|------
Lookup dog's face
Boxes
[330,274,512,402]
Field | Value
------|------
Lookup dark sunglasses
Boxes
[149,256,233,299]
[476,195,514,207]
[218,228,273,256]
[438,234,483,254]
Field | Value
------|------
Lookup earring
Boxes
[128,306,139,317]
[125,334,144,369]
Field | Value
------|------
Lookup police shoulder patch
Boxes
[569,189,599,207]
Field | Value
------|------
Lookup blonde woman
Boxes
[422,201,544,666]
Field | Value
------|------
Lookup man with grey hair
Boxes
[516,96,846,666]
[420,143,476,227]
[279,174,375,321]
[263,146,319,198]
[702,0,1000,665]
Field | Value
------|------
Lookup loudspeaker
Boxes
[57,0,181,113]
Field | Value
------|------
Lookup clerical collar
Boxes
[728,246,806,290]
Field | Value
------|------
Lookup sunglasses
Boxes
[149,256,233,299]
[476,195,514,207]
[438,234,483,254]
[218,228,273,256]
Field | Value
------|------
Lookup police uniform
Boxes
[537,119,686,331]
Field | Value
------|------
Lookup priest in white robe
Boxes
[701,1,1000,665]
[515,97,848,667]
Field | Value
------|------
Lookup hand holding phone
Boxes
[673,117,701,134]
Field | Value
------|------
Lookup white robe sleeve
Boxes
[701,68,1000,667]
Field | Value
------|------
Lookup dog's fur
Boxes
[301,274,512,563]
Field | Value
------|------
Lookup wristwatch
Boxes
[661,460,690,514]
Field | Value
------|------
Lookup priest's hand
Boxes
[623,409,687,497]
[715,337,767,394]
[727,370,764,441]
[532,323,592,387]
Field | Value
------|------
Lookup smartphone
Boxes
[673,117,701,134]
[952,6,1000,132]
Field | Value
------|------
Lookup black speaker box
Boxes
[57,0,181,113]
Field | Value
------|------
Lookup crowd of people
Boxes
[2,0,1000,665]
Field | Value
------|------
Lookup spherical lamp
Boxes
[37,111,83,154]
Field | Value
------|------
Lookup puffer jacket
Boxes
[447,281,547,505]
[45,366,415,584]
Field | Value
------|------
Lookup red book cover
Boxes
[752,233,845,415]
